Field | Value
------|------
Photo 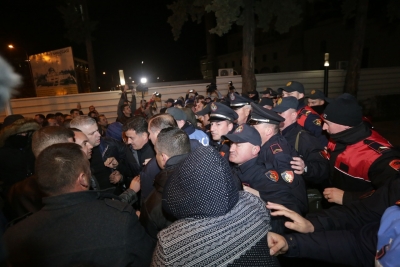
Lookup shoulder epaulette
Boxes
[270,143,283,154]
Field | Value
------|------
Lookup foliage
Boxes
[168,0,303,40]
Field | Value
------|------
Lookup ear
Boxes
[299,93,305,99]
[252,145,260,156]
[161,153,169,167]
[227,122,233,132]
[291,111,298,122]
[78,172,89,190]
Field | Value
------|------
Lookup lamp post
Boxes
[323,53,329,96]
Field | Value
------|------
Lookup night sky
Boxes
[1,0,208,84]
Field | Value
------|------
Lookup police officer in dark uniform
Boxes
[209,102,238,161]
[272,96,330,186]
[229,93,253,125]
[307,89,329,115]
[250,102,308,215]
[281,81,328,147]
[322,93,400,205]
[224,123,307,233]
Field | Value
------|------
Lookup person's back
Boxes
[5,189,153,267]
[4,143,154,267]
[139,128,190,239]
[152,146,279,266]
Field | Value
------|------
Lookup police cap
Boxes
[259,98,274,107]
[224,124,262,146]
[281,81,305,94]
[229,93,252,109]
[308,89,331,102]
[260,88,273,95]
[249,102,284,125]
[209,102,238,122]
[272,96,298,113]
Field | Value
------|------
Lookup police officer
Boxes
[224,124,307,233]
[259,98,274,110]
[249,102,308,215]
[209,102,238,160]
[281,81,328,147]
[307,89,329,115]
[272,96,330,187]
[229,93,252,125]
[321,93,400,205]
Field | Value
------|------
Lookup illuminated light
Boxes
[103,72,106,75]
[140,77,147,84]
[8,44,14,49]
[324,53,329,67]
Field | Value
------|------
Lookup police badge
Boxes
[211,103,217,112]
[281,171,294,183]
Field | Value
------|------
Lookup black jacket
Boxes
[4,189,155,267]
[90,137,133,194]
[258,133,308,215]
[283,175,400,266]
[282,123,329,185]
[139,154,187,239]
[328,123,400,204]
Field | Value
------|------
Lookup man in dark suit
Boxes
[4,143,154,267]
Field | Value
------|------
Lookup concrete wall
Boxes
[1,67,399,123]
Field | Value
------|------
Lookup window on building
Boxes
[240,60,242,66]
[224,62,227,68]
[255,57,257,63]
[273,52,277,60]
[232,61,235,67]
[263,54,267,62]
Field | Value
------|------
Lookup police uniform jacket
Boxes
[296,98,328,147]
[257,133,308,215]
[139,154,187,240]
[234,157,302,215]
[282,175,400,267]
[282,123,329,185]
[327,122,400,204]
[4,189,155,267]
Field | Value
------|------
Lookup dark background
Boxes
[0,0,209,85]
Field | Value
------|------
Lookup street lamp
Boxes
[323,53,329,96]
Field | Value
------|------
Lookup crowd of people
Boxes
[0,80,399,267]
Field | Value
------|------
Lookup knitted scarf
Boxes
[151,191,271,267]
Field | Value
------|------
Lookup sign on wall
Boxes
[29,47,78,97]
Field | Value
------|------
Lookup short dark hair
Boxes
[35,114,45,120]
[46,113,55,119]
[70,108,80,115]
[88,111,97,118]
[55,112,63,117]
[36,143,90,196]
[122,116,148,134]
[63,119,72,128]
[155,127,190,158]
[120,104,130,113]
[31,126,75,157]
[148,114,177,132]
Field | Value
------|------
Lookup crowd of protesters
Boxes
[0,77,399,267]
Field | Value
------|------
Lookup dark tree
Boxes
[168,0,302,94]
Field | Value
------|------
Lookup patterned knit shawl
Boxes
[151,191,271,267]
